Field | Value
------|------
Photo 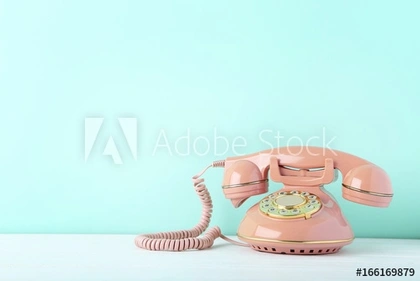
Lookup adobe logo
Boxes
[84,117,137,164]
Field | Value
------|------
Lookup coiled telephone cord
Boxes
[134,161,249,251]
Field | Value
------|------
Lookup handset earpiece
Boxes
[222,160,268,208]
[342,164,393,207]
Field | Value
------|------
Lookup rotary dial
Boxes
[259,190,322,219]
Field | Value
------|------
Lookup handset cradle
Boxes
[270,157,335,186]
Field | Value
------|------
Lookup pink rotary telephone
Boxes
[136,146,393,255]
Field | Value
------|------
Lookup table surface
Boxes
[0,235,419,281]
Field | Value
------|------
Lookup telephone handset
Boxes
[136,146,393,255]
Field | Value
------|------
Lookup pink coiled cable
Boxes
[135,160,248,251]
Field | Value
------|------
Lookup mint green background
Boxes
[0,0,419,238]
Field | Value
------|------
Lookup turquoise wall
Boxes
[0,0,419,238]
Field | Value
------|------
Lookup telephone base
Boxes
[238,233,353,255]
[247,241,352,255]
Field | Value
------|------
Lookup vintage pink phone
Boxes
[135,146,393,255]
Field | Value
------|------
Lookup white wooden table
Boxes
[0,235,418,281]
